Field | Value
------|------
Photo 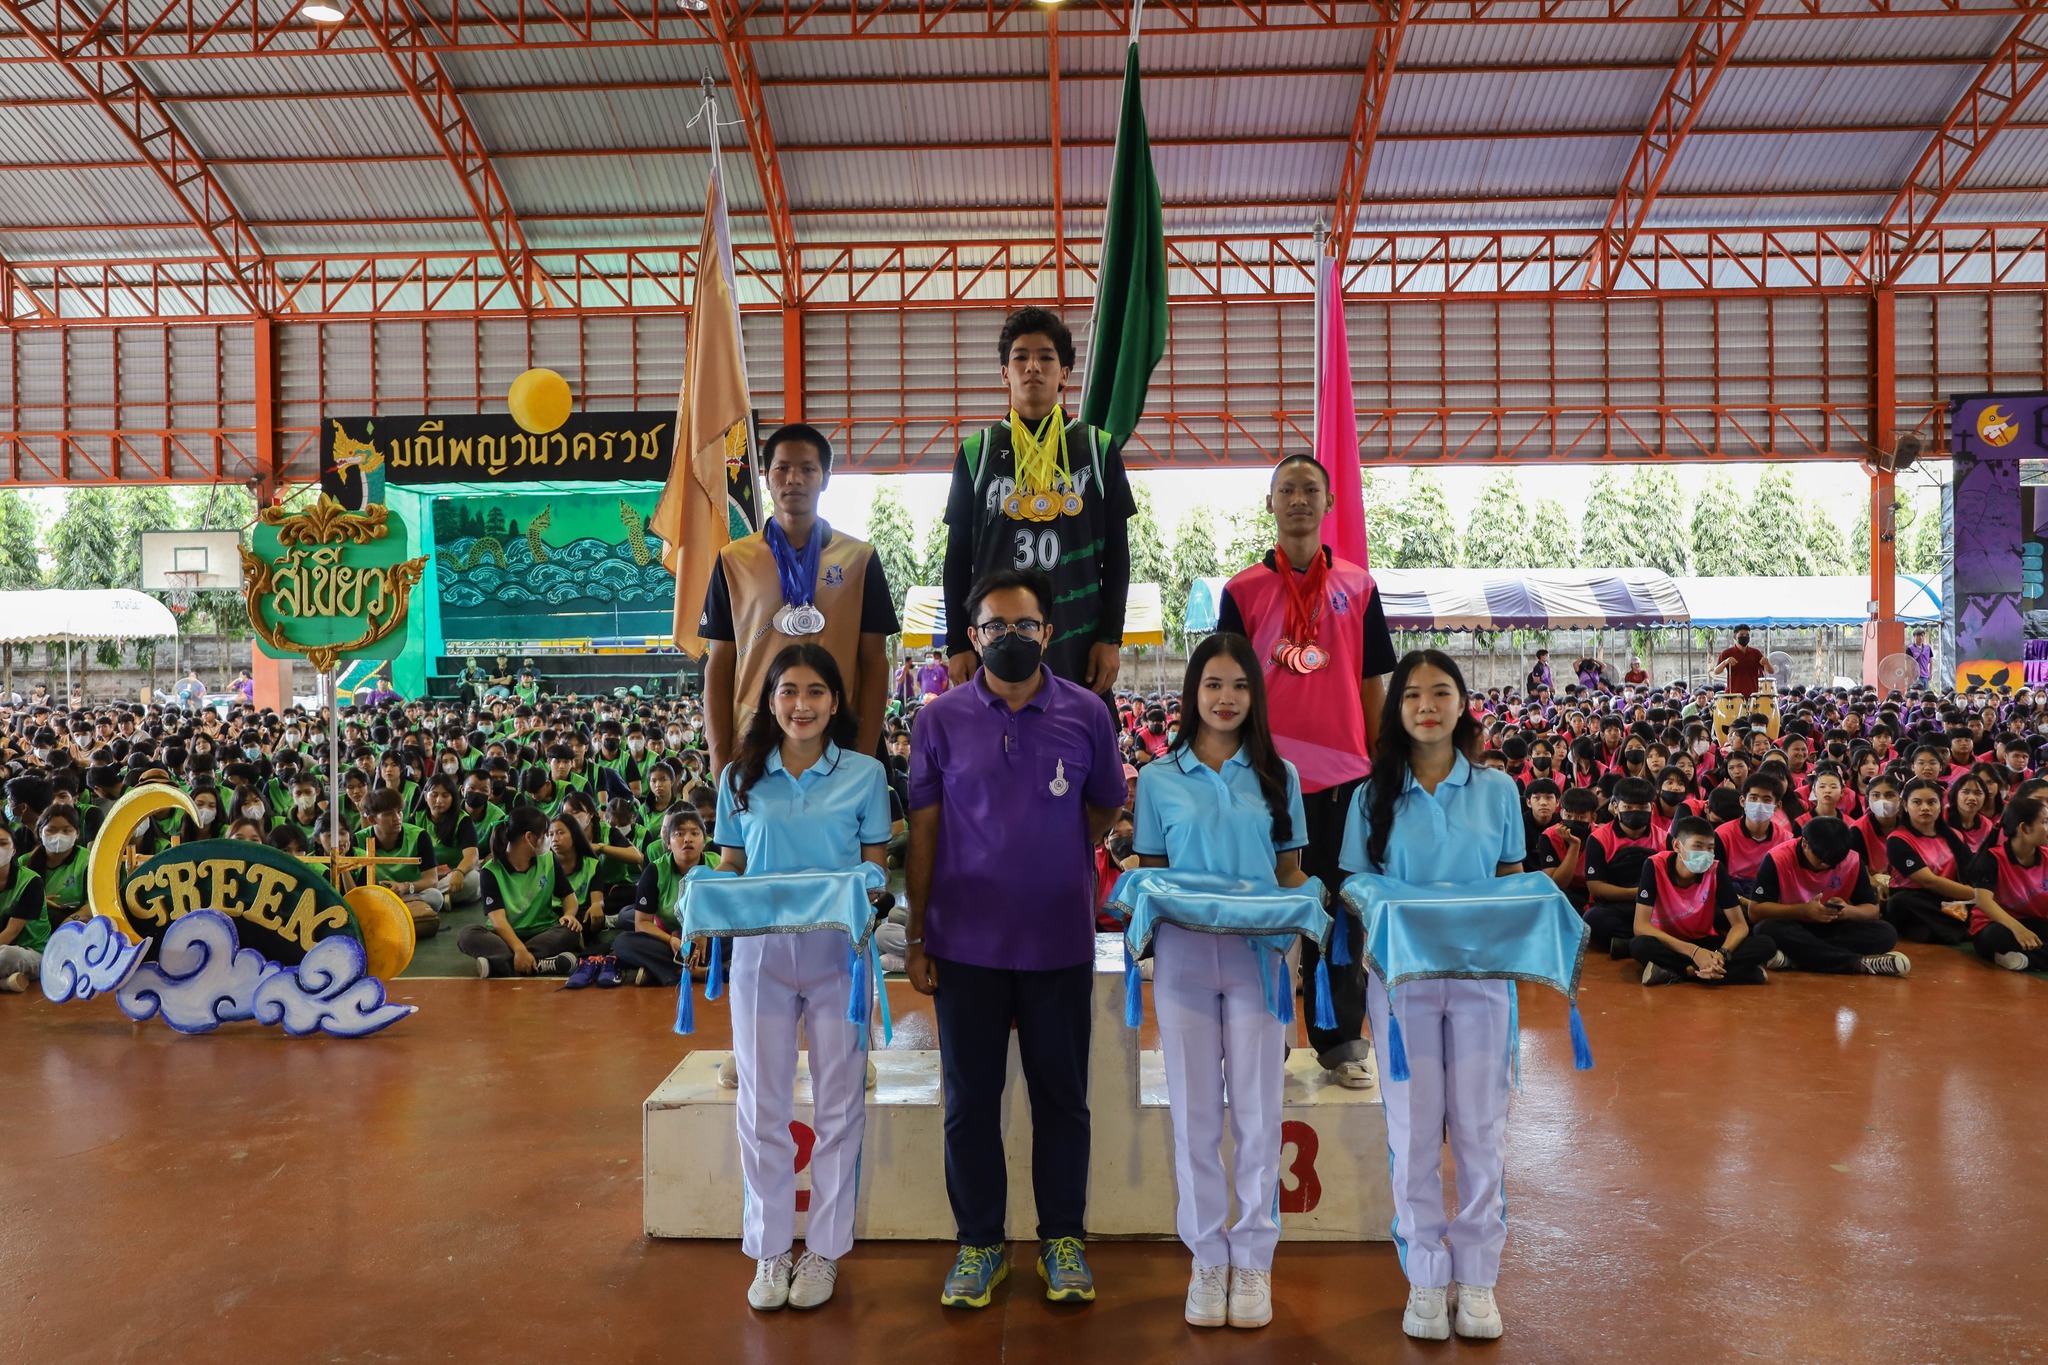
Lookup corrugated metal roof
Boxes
[1064,72,1358,142]
[1642,192,1895,228]
[1958,127,2048,190]
[175,94,443,159]
[1401,19,1695,68]
[765,80,1047,146]
[1387,68,1670,136]
[0,166,188,230]
[0,226,211,261]
[214,158,478,224]
[779,147,1051,210]
[139,51,398,96]
[1369,134,1636,199]
[2,103,149,166]
[439,42,726,91]
[494,153,723,217]
[1707,64,1976,130]
[465,89,707,153]
[1659,129,1927,195]
[1737,13,2013,62]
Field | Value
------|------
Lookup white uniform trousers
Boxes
[1153,923,1286,1271]
[729,930,868,1262]
[1365,972,1512,1290]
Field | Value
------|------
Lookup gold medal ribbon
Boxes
[1007,407,1074,521]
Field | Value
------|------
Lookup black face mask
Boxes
[1107,835,1134,861]
[981,634,1043,685]
[1562,819,1591,840]
[1736,635,1751,646]
[1623,749,1645,765]
[464,792,488,811]
[1615,809,1652,833]
[1531,756,1552,771]
[1660,790,1685,808]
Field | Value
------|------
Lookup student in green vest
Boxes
[456,807,581,979]
[338,769,372,838]
[419,776,482,906]
[0,825,48,994]
[375,751,419,816]
[176,782,225,844]
[611,808,714,987]
[592,795,648,924]
[357,789,442,938]
[28,805,89,927]
[277,776,325,845]
[547,809,604,945]
[461,771,505,848]
[636,762,683,855]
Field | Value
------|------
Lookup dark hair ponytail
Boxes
[490,805,549,865]
[1173,632,1292,844]
[1361,649,1483,873]
[730,644,859,812]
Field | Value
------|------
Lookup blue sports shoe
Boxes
[595,956,623,988]
[939,1244,1007,1309]
[563,956,602,990]
[1038,1237,1095,1303]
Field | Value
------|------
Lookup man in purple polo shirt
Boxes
[905,567,1127,1311]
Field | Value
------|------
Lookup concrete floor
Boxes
[4,946,2045,1364]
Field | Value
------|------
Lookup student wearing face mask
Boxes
[0,825,47,994]
[27,805,87,927]
[1648,770,1695,844]
[1534,786,1600,901]
[1632,817,1772,985]
[1581,777,1661,954]
[180,784,225,841]
[459,774,504,848]
[1713,775,1797,900]
[1748,818,1907,976]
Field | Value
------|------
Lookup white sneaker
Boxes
[1859,950,1912,977]
[718,1054,739,1089]
[787,1251,838,1310]
[748,1253,793,1310]
[1335,1058,1376,1090]
[1454,1283,1503,1339]
[1227,1266,1272,1329]
[1765,950,1792,971]
[1402,1284,1449,1340]
[1183,1262,1229,1328]
[1994,950,2030,972]
[866,1056,878,1091]
[0,971,28,994]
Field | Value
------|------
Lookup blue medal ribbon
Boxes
[763,518,824,612]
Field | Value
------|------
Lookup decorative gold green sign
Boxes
[240,496,428,673]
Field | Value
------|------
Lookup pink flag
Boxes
[1314,253,1369,568]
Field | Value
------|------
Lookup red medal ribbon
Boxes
[1273,543,1328,650]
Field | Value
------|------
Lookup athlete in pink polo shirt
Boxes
[1216,454,1396,1088]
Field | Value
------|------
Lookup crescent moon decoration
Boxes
[88,784,199,944]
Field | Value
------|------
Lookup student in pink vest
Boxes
[1713,774,1797,899]
[1748,817,1909,976]
[1581,776,1661,955]
[1631,817,1772,985]
[1966,793,2048,971]
[1215,454,1396,1090]
[1884,778,1977,946]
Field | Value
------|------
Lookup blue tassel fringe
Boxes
[1383,1006,1410,1082]
[1312,954,1337,1031]
[847,946,869,1028]
[1123,939,1143,1027]
[705,938,725,1000]
[871,940,894,1047]
[674,961,695,1035]
[1329,919,1351,967]
[1569,1001,1594,1071]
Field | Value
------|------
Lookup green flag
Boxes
[1080,37,1168,446]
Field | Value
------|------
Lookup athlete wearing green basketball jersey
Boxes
[943,309,1136,694]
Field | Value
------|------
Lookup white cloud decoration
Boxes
[100,909,414,1039]
[118,910,280,1034]
[40,916,145,1002]
[251,934,415,1038]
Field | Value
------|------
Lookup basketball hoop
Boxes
[165,570,200,615]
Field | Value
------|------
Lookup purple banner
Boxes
[1948,393,2042,690]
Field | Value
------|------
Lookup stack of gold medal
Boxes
[1002,407,1087,522]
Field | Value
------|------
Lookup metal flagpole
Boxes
[326,667,344,887]
[1312,216,1329,452]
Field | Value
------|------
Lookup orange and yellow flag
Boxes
[652,156,753,658]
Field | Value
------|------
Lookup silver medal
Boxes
[778,604,826,636]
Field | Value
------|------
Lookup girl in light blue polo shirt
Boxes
[1132,633,1308,1332]
[714,644,893,1315]
[1340,649,1526,1344]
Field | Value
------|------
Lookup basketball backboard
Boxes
[139,529,244,593]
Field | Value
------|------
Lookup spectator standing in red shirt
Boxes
[1623,657,1649,686]
[1712,625,1766,698]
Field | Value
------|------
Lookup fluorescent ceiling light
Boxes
[301,3,345,20]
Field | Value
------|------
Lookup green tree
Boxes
[1128,481,1172,590]
[1740,466,1814,576]
[1462,471,1534,569]
[867,484,920,609]
[1384,470,1458,568]
[1690,474,1746,577]
[47,488,128,689]
[916,518,947,591]
[1845,499,1871,575]
[1626,467,1689,575]
[1220,502,1273,573]
[1528,498,1577,568]
[178,483,257,677]
[1168,505,1221,644]
[0,492,42,698]
[1579,470,1643,568]
[1905,490,1945,575]
[1804,499,1852,576]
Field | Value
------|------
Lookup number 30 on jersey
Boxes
[1012,527,1060,572]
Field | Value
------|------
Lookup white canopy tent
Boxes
[0,590,181,695]
[900,584,1165,649]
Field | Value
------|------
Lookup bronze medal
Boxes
[1295,643,1329,673]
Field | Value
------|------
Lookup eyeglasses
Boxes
[972,618,1048,642]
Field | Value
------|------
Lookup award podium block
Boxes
[644,936,1392,1241]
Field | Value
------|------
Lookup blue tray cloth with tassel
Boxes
[1103,868,1335,1029]
[1339,870,1594,1081]
[670,864,892,1043]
